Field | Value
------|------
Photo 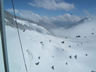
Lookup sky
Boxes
[4,0,96,29]
[4,0,96,16]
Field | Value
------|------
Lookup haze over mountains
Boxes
[4,11,91,36]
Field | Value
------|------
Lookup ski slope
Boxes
[5,18,96,72]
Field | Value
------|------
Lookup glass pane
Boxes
[0,0,5,71]
[4,0,96,72]
[0,33,5,72]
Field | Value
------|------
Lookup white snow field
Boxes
[5,18,96,72]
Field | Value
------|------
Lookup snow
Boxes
[13,18,50,34]
[4,18,9,22]
[5,19,96,72]
[13,18,29,25]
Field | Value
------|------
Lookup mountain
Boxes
[4,11,51,35]
[4,11,96,72]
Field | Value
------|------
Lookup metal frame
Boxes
[0,0,9,72]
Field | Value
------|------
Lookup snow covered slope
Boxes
[5,18,96,72]
[4,11,51,35]
[13,18,50,34]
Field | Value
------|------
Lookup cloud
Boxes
[7,9,42,22]
[83,10,91,16]
[7,9,89,37]
[28,0,75,11]
[18,10,42,22]
[7,9,83,29]
[7,8,20,14]
[51,14,81,22]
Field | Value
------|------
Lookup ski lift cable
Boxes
[10,0,28,72]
